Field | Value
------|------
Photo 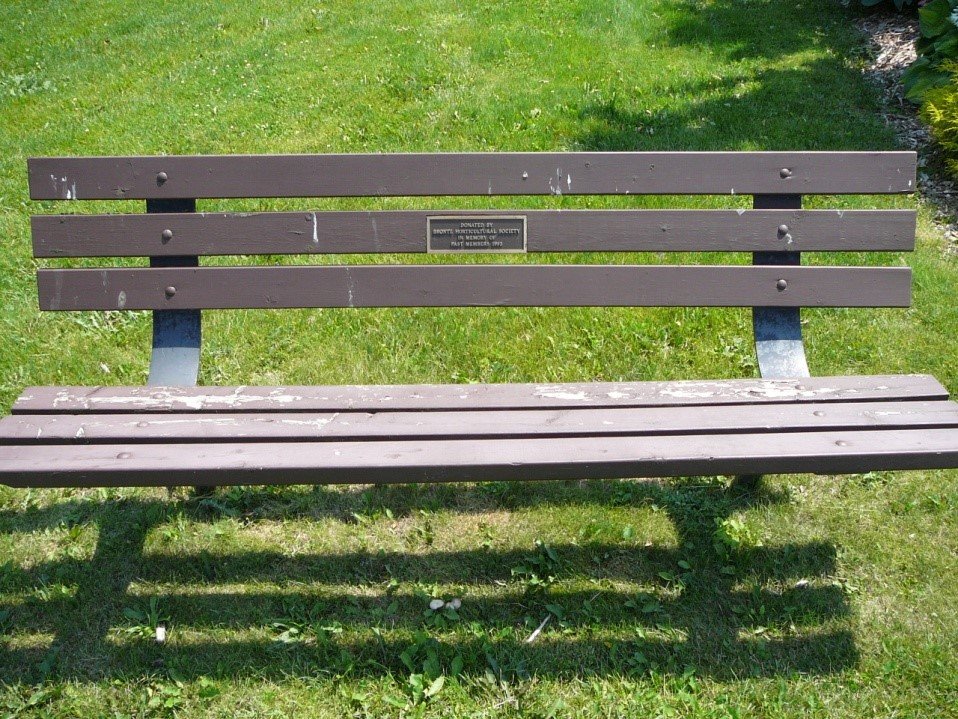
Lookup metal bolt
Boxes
[156,171,168,184]
[522,171,528,180]
[161,229,173,242]
[779,168,792,179]
[116,452,132,459]
[835,440,849,447]
[777,224,789,236]
[776,279,788,291]
[164,286,176,298]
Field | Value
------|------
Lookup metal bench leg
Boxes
[736,194,811,491]
[148,306,201,386]
[753,305,809,380]
[146,199,207,495]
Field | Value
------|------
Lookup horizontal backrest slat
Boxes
[32,209,917,257]
[28,152,916,199]
[37,265,912,310]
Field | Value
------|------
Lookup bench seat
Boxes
[4,375,957,487]
[13,149,957,492]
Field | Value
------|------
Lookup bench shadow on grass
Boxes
[0,479,855,682]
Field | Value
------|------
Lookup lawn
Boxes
[1,0,957,716]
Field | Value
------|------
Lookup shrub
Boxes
[903,0,958,101]
[921,62,958,166]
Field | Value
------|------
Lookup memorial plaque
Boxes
[427,215,527,253]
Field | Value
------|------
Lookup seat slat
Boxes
[31,209,917,257]
[27,152,916,200]
[37,265,912,311]
[3,401,957,445]
[13,375,949,414]
[2,428,955,488]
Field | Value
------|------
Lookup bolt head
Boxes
[777,224,789,235]
[161,229,173,241]
[156,171,168,184]
[164,286,176,298]
[776,279,788,291]
[779,168,792,179]
[521,171,528,180]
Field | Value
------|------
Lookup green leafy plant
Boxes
[383,632,460,710]
[903,0,958,101]
[0,685,59,718]
[269,600,343,646]
[143,681,185,715]
[713,517,763,560]
[923,62,958,157]
[510,540,563,591]
[119,597,168,640]
[0,70,55,99]
[424,598,462,629]
[857,0,917,10]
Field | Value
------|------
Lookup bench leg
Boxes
[145,199,209,497]
[739,194,811,489]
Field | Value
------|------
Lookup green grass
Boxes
[1,0,957,716]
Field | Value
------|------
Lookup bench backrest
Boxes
[27,151,917,381]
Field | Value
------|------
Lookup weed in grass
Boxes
[713,516,763,559]
[409,510,436,548]
[511,539,564,592]
[118,597,168,641]
[477,521,496,550]
[0,685,59,718]
[386,631,462,711]
[143,679,186,715]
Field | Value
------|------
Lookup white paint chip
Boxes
[535,387,587,401]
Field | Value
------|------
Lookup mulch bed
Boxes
[857,11,958,252]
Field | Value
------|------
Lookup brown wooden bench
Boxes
[3,151,958,488]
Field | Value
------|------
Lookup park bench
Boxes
[2,151,958,488]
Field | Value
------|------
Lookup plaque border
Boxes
[427,215,528,254]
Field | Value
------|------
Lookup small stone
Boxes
[448,598,462,610]
[429,599,445,610]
